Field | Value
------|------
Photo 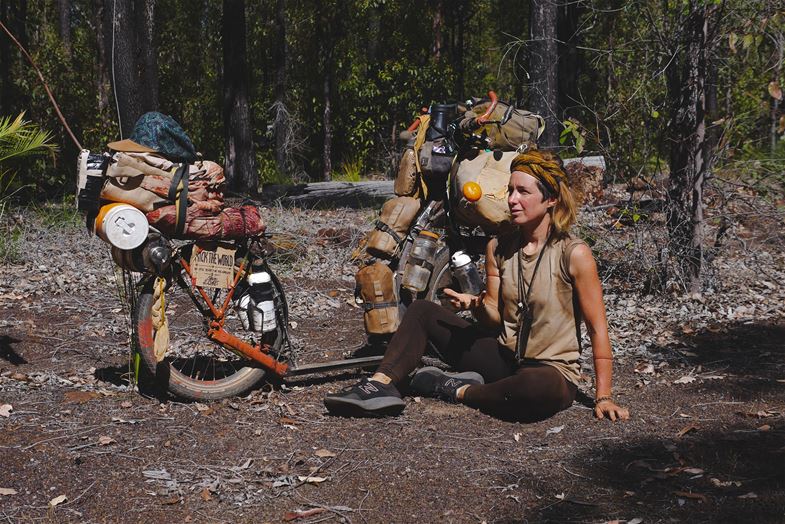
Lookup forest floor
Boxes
[0,190,784,524]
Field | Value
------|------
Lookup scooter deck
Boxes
[286,355,384,376]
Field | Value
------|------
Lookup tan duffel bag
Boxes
[355,262,399,334]
[451,150,518,232]
[463,100,544,152]
[366,196,420,259]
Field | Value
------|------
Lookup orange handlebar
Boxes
[476,91,498,125]
[406,106,430,131]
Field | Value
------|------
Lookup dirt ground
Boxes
[1,202,784,524]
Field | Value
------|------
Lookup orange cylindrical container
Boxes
[95,203,149,250]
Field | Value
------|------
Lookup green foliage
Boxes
[0,219,23,263]
[0,113,56,196]
[560,118,585,154]
[31,198,82,228]
[0,0,779,195]
[333,156,364,182]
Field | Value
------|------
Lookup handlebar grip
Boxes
[476,91,498,125]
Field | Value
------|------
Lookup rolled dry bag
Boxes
[365,196,420,259]
[355,262,399,335]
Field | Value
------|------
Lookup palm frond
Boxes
[0,112,57,164]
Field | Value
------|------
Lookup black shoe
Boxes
[324,378,405,418]
[409,366,484,402]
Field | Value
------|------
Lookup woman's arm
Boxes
[569,244,630,422]
[442,239,501,329]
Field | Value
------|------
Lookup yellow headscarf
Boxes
[509,151,565,196]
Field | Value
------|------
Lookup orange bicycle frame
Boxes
[178,253,290,377]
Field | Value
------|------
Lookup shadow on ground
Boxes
[653,320,785,400]
[0,334,27,365]
[497,420,785,523]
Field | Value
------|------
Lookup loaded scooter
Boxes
[355,91,545,345]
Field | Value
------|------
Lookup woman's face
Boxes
[507,170,556,226]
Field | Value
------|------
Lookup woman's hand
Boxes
[594,399,630,422]
[442,288,486,312]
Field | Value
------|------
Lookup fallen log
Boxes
[269,156,605,208]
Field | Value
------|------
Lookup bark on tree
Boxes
[665,3,717,293]
[317,3,338,182]
[432,0,443,61]
[0,0,28,115]
[222,0,257,193]
[57,0,71,56]
[0,0,12,115]
[322,62,332,182]
[111,0,141,137]
[135,0,158,113]
[529,0,559,147]
[94,0,110,114]
[104,0,159,137]
[771,31,783,154]
[557,0,580,119]
[273,0,287,177]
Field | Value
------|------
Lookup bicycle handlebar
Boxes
[475,91,498,125]
[406,107,430,132]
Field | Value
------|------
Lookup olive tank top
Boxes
[494,231,586,385]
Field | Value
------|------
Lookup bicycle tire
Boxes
[424,247,453,303]
[134,269,288,401]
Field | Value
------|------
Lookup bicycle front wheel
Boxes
[133,271,287,401]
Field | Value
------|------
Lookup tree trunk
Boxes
[318,3,335,182]
[111,0,142,137]
[771,32,783,154]
[557,0,580,119]
[432,0,443,61]
[666,3,714,293]
[1,0,28,115]
[222,0,257,194]
[94,0,110,115]
[135,0,158,112]
[322,62,332,182]
[529,0,559,147]
[273,0,287,178]
[0,0,12,116]
[455,11,465,99]
[57,0,71,56]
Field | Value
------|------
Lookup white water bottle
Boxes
[451,250,483,295]
[247,271,277,333]
[236,293,252,330]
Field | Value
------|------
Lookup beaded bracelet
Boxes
[595,396,613,405]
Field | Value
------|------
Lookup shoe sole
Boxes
[413,366,485,385]
[324,396,405,418]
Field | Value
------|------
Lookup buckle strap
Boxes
[362,301,397,312]
[374,220,401,244]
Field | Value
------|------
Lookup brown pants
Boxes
[377,300,577,422]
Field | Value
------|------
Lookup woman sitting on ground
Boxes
[325,150,629,423]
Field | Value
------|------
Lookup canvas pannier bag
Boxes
[355,262,399,334]
[366,196,420,259]
[394,146,419,197]
[451,150,518,232]
[464,100,545,152]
